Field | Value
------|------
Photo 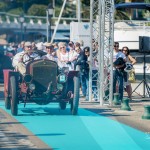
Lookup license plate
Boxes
[60,75,66,82]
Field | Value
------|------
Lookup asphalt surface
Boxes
[80,81,150,133]
[0,84,52,150]
[0,82,150,149]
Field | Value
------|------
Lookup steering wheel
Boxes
[21,50,40,65]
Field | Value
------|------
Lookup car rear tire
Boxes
[59,101,67,110]
[5,97,11,109]
[10,76,18,116]
[72,73,80,115]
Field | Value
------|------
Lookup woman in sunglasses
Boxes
[122,46,136,100]
[122,46,136,65]
[57,42,73,70]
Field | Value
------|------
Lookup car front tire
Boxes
[72,73,80,115]
[5,97,11,109]
[10,76,18,116]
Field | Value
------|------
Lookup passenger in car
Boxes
[57,42,74,70]
[42,43,57,62]
[12,41,41,75]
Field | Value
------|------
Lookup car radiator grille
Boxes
[30,60,57,92]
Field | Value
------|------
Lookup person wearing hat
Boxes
[12,41,41,74]
[42,43,57,62]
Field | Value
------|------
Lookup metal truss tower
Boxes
[89,0,114,106]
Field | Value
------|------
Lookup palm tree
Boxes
[114,0,130,20]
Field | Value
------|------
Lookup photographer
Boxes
[74,46,89,100]
[113,42,126,102]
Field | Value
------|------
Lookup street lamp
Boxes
[23,22,27,41]
[19,15,25,42]
[46,3,54,42]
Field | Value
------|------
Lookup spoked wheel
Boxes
[10,76,18,116]
[59,101,67,110]
[5,97,11,109]
[71,73,80,115]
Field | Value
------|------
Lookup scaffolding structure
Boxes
[89,0,114,106]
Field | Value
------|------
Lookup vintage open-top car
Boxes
[3,55,80,116]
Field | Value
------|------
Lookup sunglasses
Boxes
[75,49,80,51]
[46,46,53,49]
[27,46,32,48]
[114,45,119,47]
[60,46,65,49]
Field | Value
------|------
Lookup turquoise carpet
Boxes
[0,102,150,150]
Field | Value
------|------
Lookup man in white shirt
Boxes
[113,42,126,102]
[12,41,40,74]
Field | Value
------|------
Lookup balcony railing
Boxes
[0,12,90,26]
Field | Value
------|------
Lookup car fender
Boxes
[3,69,19,97]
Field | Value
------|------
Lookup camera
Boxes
[66,61,71,65]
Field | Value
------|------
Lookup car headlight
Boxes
[57,83,63,91]
[58,73,67,83]
[23,74,32,83]
[62,67,69,73]
[59,67,69,74]
[29,83,35,90]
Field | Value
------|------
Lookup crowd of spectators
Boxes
[1,40,136,101]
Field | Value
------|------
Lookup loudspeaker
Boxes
[139,36,150,53]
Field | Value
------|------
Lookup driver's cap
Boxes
[24,42,32,47]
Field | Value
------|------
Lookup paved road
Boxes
[0,84,51,150]
[0,83,150,150]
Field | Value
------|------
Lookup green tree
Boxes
[0,2,7,11]
[27,4,47,16]
[8,7,23,15]
[81,0,90,6]
[144,0,150,3]
[114,0,125,4]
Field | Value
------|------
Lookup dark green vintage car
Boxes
[3,57,80,116]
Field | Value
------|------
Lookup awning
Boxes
[39,31,70,40]
[115,3,150,10]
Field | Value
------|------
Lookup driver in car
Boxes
[12,41,41,75]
